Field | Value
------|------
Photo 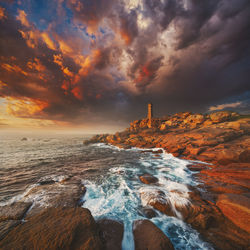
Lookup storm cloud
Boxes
[0,0,249,129]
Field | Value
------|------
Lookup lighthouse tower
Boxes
[147,102,153,128]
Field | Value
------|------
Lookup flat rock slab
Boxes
[0,220,20,240]
[23,179,86,217]
[0,202,32,221]
[216,193,250,233]
[139,174,158,184]
[133,219,174,250]
[0,207,103,250]
[97,219,124,250]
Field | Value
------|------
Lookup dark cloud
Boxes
[67,0,115,30]
[0,0,249,129]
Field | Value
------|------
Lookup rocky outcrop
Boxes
[23,177,86,217]
[0,207,103,250]
[0,202,32,221]
[97,219,124,250]
[84,111,250,249]
[85,111,249,165]
[133,219,174,250]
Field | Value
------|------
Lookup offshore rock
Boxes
[97,219,124,250]
[139,174,158,184]
[133,219,174,250]
[0,207,103,250]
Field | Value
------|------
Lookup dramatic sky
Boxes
[0,0,250,131]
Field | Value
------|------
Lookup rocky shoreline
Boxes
[84,111,250,249]
[0,176,175,250]
[0,111,249,249]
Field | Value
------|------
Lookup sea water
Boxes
[0,133,213,249]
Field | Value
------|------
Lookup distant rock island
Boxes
[85,110,250,249]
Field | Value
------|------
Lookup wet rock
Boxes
[140,189,175,216]
[216,193,250,233]
[0,207,103,250]
[0,202,32,221]
[133,220,174,250]
[39,179,56,185]
[140,149,163,154]
[187,164,208,172]
[0,220,20,240]
[97,219,124,250]
[190,213,217,230]
[139,174,158,184]
[23,179,86,217]
[140,189,175,217]
[141,207,157,219]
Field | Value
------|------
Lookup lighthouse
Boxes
[147,102,153,128]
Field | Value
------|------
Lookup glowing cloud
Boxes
[5,97,48,118]
[0,7,6,20]
[209,102,243,112]
[1,63,28,76]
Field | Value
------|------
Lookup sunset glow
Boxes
[0,0,249,131]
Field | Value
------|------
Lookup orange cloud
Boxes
[16,9,30,27]
[120,30,132,45]
[27,58,46,72]
[1,63,28,76]
[74,49,100,80]
[58,39,74,55]
[17,10,57,51]
[135,64,153,83]
[0,7,6,20]
[41,32,57,50]
[26,58,48,81]
[53,54,74,78]
[0,80,7,90]
[61,80,70,92]
[19,29,39,48]
[71,86,83,100]
[6,97,48,118]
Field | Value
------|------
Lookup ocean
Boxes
[0,133,213,250]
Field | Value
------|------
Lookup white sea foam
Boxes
[81,149,213,250]
[0,184,38,206]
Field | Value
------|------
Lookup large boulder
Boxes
[216,193,250,233]
[184,114,205,127]
[0,207,103,250]
[209,111,233,123]
[133,220,174,250]
[0,202,32,221]
[139,188,175,217]
[97,219,124,250]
